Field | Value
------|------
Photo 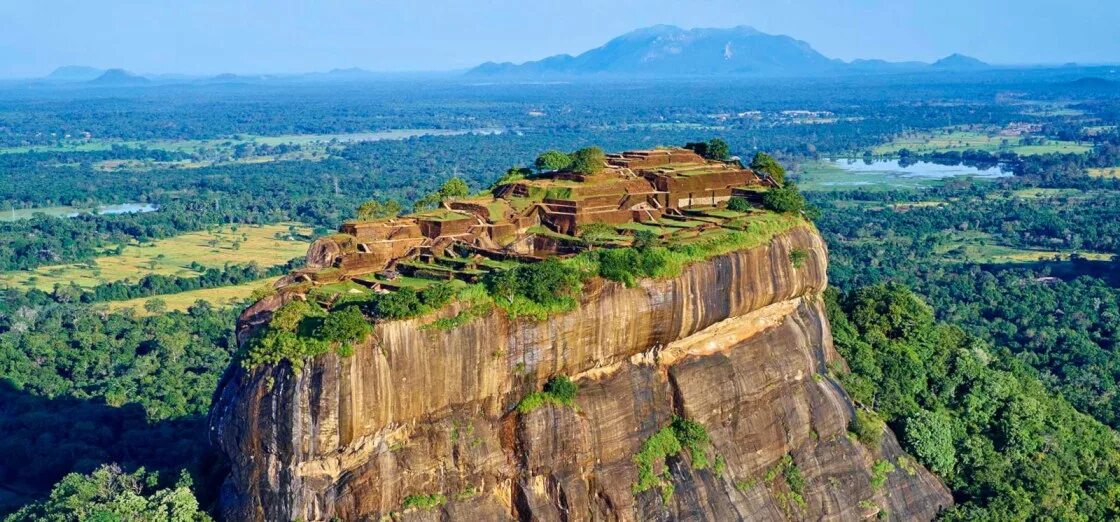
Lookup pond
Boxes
[796,159,1011,191]
[2,202,159,221]
[70,203,160,217]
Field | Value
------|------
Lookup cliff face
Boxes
[209,226,952,521]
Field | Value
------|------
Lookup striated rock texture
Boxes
[209,226,952,521]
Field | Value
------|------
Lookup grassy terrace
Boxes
[409,209,472,221]
[243,209,808,371]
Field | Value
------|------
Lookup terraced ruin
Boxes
[280,147,779,299]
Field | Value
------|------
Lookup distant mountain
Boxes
[87,69,151,86]
[931,53,990,70]
[470,25,992,78]
[1067,77,1118,89]
[471,25,841,77]
[45,65,105,82]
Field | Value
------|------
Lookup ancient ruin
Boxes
[289,148,778,291]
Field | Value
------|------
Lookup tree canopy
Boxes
[568,147,606,174]
[750,152,786,184]
[534,150,573,172]
[685,138,731,161]
[355,199,401,221]
[828,285,1120,520]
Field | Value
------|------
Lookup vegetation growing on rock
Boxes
[400,492,446,511]
[632,417,721,503]
[516,375,578,413]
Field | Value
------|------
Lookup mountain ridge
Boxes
[87,68,151,86]
[470,25,989,78]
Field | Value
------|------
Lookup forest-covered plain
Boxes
[1,71,1120,518]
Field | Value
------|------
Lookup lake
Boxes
[70,203,159,217]
[2,202,159,221]
[796,159,1011,191]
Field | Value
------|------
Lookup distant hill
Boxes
[1067,77,1119,89]
[470,25,992,78]
[931,53,990,70]
[45,65,105,82]
[472,25,841,77]
[87,69,151,86]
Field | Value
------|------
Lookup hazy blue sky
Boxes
[2,0,1118,78]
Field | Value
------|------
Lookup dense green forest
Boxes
[1,73,1119,518]
[827,285,1120,520]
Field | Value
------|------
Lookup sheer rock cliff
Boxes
[209,225,952,521]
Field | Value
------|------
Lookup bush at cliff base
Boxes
[4,464,210,522]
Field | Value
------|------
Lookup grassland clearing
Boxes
[106,277,283,315]
[933,230,1111,264]
[871,128,1091,156]
[1,129,499,159]
[1088,167,1120,179]
[0,223,311,291]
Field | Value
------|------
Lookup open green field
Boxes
[107,277,282,315]
[1,205,85,221]
[1,202,157,222]
[871,129,1091,156]
[935,230,1112,264]
[1088,167,1120,179]
[1,129,501,171]
[0,128,500,155]
[0,223,311,291]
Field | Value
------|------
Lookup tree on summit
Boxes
[414,177,471,210]
[750,152,786,184]
[534,150,573,172]
[685,138,731,161]
[568,146,606,174]
[356,199,402,220]
[706,138,730,161]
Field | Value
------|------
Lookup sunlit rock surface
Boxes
[209,225,952,520]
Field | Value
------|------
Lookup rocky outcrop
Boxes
[209,226,952,521]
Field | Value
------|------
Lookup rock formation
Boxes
[209,225,952,520]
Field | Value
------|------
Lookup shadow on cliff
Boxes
[0,380,226,515]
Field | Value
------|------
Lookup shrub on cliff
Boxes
[850,409,885,449]
[762,184,807,214]
[362,281,455,321]
[543,375,578,403]
[632,416,721,503]
[269,300,323,333]
[241,328,332,371]
[517,375,579,413]
[597,246,671,287]
[483,258,582,319]
[316,306,373,348]
[750,152,786,184]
